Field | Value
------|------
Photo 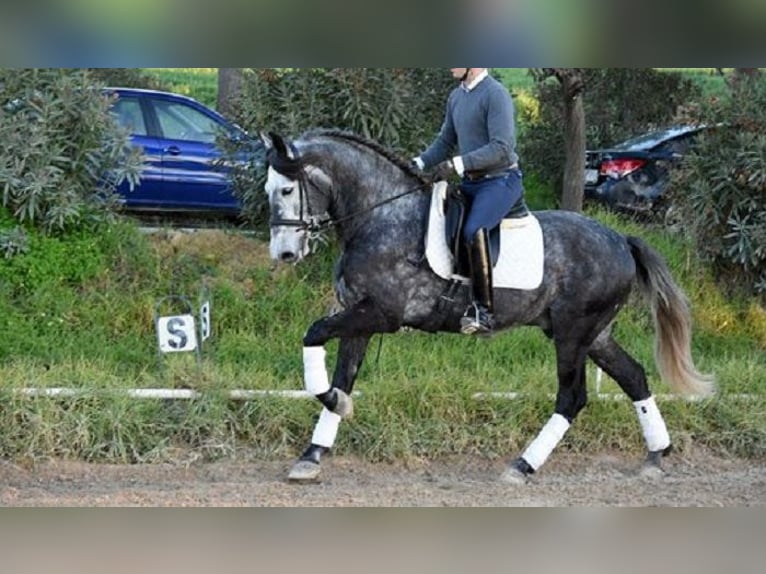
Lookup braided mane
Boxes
[303,128,427,182]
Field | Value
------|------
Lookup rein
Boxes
[324,180,431,231]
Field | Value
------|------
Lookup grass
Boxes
[658,68,730,98]
[494,68,536,95]
[143,68,218,107]
[0,213,763,464]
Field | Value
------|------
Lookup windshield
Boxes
[613,126,703,151]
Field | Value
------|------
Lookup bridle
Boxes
[268,169,330,234]
[266,140,333,234]
[267,144,431,234]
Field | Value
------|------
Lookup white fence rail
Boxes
[11,387,759,402]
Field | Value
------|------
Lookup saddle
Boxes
[443,184,530,277]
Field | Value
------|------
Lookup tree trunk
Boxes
[543,69,586,212]
[560,79,586,212]
[728,68,761,92]
[217,68,244,117]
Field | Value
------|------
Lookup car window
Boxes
[153,100,225,144]
[111,97,148,136]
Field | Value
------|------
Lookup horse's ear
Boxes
[259,131,275,151]
[261,131,294,159]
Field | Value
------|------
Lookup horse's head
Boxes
[261,132,333,263]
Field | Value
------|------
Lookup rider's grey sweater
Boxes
[420,75,517,173]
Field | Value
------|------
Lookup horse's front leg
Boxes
[288,335,370,481]
[288,299,399,482]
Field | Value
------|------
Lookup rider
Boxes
[413,68,524,335]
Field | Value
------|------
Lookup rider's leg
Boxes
[461,228,495,334]
[459,174,518,335]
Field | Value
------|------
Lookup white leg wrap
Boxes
[311,408,341,448]
[634,395,671,452]
[303,346,330,396]
[521,414,571,471]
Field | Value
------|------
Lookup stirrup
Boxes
[460,303,494,335]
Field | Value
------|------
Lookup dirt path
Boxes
[2,447,764,507]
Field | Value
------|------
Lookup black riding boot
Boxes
[461,229,495,335]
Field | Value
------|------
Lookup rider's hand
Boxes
[410,158,425,176]
[431,160,454,181]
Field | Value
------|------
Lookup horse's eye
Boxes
[281,187,294,197]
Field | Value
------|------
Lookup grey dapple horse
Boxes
[261,129,714,484]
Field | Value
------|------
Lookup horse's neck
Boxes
[334,184,427,254]
[307,137,427,241]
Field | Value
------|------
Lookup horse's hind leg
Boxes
[501,336,589,485]
[288,335,371,482]
[588,332,672,477]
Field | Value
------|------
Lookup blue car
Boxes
[106,87,260,216]
[584,125,709,214]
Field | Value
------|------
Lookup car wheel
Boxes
[608,181,638,210]
[663,205,684,233]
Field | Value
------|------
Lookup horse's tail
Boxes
[627,236,715,397]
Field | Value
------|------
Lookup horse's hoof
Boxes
[639,448,669,479]
[287,460,322,482]
[638,463,665,480]
[499,466,529,485]
[333,389,354,419]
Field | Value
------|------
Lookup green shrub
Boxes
[234,68,452,152]
[0,69,143,233]
[221,68,455,228]
[668,76,766,297]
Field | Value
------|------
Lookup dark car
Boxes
[584,125,708,213]
[106,87,261,216]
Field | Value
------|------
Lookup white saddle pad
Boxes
[425,183,544,290]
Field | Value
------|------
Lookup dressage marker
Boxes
[153,285,212,370]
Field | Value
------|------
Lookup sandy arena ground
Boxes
[1,447,764,507]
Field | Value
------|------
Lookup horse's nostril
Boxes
[280,252,296,262]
